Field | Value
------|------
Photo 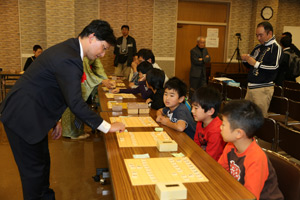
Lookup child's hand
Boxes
[146,98,152,104]
[128,82,135,88]
[111,88,120,93]
[138,74,146,82]
[156,115,163,122]
[160,116,170,126]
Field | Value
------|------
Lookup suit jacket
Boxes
[190,46,210,77]
[0,38,103,144]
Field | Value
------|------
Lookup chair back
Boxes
[283,88,300,102]
[264,150,300,200]
[225,84,242,100]
[278,123,300,160]
[283,80,300,90]
[288,99,300,122]
[268,96,288,124]
[274,85,283,97]
[255,118,278,151]
[208,80,223,99]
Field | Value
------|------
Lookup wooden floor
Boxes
[0,123,114,200]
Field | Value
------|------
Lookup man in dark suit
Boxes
[189,36,211,91]
[0,20,125,200]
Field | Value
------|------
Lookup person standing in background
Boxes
[114,25,137,79]
[242,22,282,117]
[189,37,210,91]
[23,45,43,71]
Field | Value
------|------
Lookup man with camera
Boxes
[114,25,137,79]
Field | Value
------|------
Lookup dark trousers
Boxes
[190,76,207,91]
[4,126,55,200]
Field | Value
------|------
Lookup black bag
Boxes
[285,51,300,76]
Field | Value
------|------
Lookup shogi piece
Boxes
[138,103,150,114]
[114,95,123,102]
[127,102,139,114]
[157,140,178,152]
[155,182,187,200]
[112,103,123,112]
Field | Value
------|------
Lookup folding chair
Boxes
[283,80,300,90]
[277,123,300,160]
[225,84,242,101]
[255,118,278,151]
[264,149,300,200]
[273,85,283,97]
[268,96,288,124]
[208,80,223,99]
[287,99,300,131]
[283,88,300,102]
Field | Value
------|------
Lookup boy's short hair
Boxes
[221,100,264,138]
[33,45,42,51]
[146,68,165,90]
[164,77,187,98]
[136,61,153,74]
[137,48,155,63]
[280,36,291,48]
[191,86,222,118]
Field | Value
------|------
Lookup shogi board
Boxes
[117,131,172,147]
[102,87,126,92]
[110,116,159,127]
[107,101,127,109]
[116,82,126,87]
[105,93,136,99]
[125,157,209,186]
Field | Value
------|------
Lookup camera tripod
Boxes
[225,35,243,73]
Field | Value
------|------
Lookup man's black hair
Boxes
[280,36,291,48]
[221,100,264,138]
[164,77,187,98]
[146,68,165,90]
[33,45,42,51]
[282,32,292,39]
[121,25,129,30]
[137,48,155,63]
[79,20,116,46]
[137,61,153,74]
[257,21,273,34]
[191,86,222,118]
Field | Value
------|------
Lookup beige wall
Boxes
[1,0,300,75]
[0,0,21,72]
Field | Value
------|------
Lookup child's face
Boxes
[220,116,235,142]
[191,102,210,122]
[138,71,145,79]
[163,88,184,111]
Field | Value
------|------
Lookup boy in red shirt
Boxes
[191,86,225,161]
[218,100,283,200]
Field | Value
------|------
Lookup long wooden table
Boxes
[98,82,146,112]
[0,71,23,101]
[100,110,255,200]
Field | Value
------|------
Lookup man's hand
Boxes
[109,122,125,133]
[241,54,256,66]
[51,121,62,140]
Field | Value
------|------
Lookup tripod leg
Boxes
[225,49,237,73]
